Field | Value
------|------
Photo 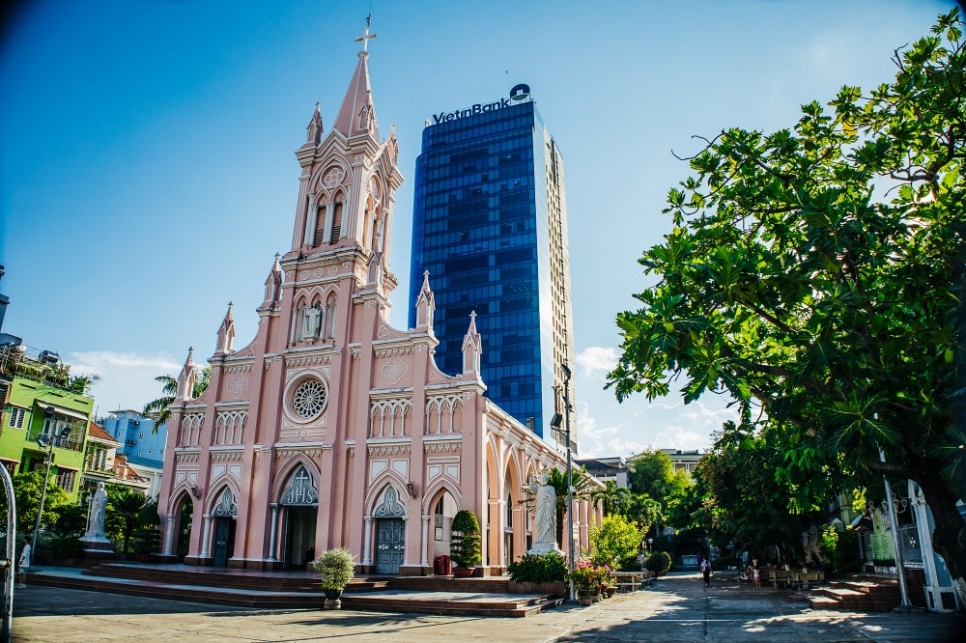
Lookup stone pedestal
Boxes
[81,538,115,561]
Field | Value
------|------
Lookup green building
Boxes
[0,347,94,501]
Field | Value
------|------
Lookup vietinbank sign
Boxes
[430,84,530,125]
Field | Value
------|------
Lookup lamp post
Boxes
[32,407,56,553]
[562,362,575,604]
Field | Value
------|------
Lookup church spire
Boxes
[415,270,435,332]
[177,347,197,400]
[261,253,283,309]
[333,17,379,139]
[461,311,482,375]
[216,302,235,355]
[306,102,323,146]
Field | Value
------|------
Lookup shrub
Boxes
[311,547,356,590]
[450,510,482,567]
[48,534,82,561]
[570,559,612,591]
[618,553,644,571]
[645,550,672,576]
[590,515,643,569]
[507,552,567,583]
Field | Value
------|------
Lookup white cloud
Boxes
[575,346,618,375]
[66,351,181,416]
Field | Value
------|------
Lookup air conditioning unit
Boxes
[38,350,61,365]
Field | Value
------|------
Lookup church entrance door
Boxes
[283,506,317,569]
[375,518,404,574]
[212,517,236,567]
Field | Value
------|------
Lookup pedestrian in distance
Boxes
[700,557,712,588]
[16,536,31,589]
[753,565,761,588]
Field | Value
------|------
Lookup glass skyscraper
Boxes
[408,85,576,450]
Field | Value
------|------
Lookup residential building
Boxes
[100,409,167,497]
[660,449,703,478]
[156,24,597,573]
[82,421,150,496]
[0,346,94,501]
[576,456,630,488]
[407,84,576,451]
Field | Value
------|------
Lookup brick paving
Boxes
[9,570,964,642]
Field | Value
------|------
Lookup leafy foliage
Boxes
[5,470,70,536]
[645,551,672,576]
[506,552,567,583]
[590,481,631,516]
[450,509,482,567]
[590,514,644,570]
[311,547,356,590]
[608,10,966,584]
[104,485,157,558]
[143,366,211,428]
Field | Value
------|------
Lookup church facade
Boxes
[156,29,597,575]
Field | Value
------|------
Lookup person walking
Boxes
[752,565,761,588]
[16,536,31,589]
[700,557,712,588]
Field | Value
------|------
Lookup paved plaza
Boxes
[10,571,963,642]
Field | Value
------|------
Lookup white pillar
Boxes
[421,514,430,567]
[362,516,373,566]
[268,504,280,561]
[162,514,175,556]
[303,193,316,246]
[200,515,212,558]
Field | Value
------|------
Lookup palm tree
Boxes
[591,481,631,516]
[107,487,153,559]
[143,367,211,429]
[626,493,663,535]
[543,467,595,549]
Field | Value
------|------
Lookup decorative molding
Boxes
[285,354,332,368]
[224,363,254,374]
[226,375,249,398]
[367,443,412,457]
[381,355,409,385]
[175,450,201,463]
[424,440,462,454]
[374,346,415,358]
[211,450,244,462]
[275,447,325,459]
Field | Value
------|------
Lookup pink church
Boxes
[156,29,597,575]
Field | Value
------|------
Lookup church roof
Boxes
[333,24,378,139]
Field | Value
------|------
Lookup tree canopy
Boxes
[607,10,966,596]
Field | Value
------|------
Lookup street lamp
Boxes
[558,362,576,603]
[31,407,56,553]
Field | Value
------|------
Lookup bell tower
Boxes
[280,17,403,349]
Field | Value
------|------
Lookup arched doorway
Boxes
[429,490,457,564]
[279,465,318,569]
[175,495,193,561]
[373,486,406,575]
[210,487,237,567]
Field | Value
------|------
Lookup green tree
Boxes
[628,449,676,500]
[590,514,644,569]
[6,470,70,537]
[608,11,966,597]
[590,481,631,516]
[143,366,211,428]
[105,485,154,558]
[450,509,482,567]
[625,493,663,535]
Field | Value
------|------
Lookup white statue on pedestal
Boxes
[82,482,111,543]
[524,471,559,555]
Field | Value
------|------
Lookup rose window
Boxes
[293,379,327,419]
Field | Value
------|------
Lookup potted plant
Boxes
[570,559,610,605]
[450,510,482,577]
[311,547,355,609]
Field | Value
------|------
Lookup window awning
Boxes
[34,401,90,422]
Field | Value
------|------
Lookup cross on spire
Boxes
[355,14,377,55]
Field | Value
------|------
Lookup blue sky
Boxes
[0,0,953,457]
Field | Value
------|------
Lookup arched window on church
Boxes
[313,203,327,248]
[330,201,343,242]
[434,499,444,541]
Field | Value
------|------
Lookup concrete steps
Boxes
[28,565,559,617]
[806,578,899,612]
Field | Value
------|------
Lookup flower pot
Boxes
[453,566,475,578]
[577,589,596,606]
[323,588,343,610]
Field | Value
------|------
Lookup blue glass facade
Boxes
[409,96,564,440]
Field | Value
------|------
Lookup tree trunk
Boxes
[915,468,966,610]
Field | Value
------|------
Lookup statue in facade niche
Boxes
[524,471,558,554]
